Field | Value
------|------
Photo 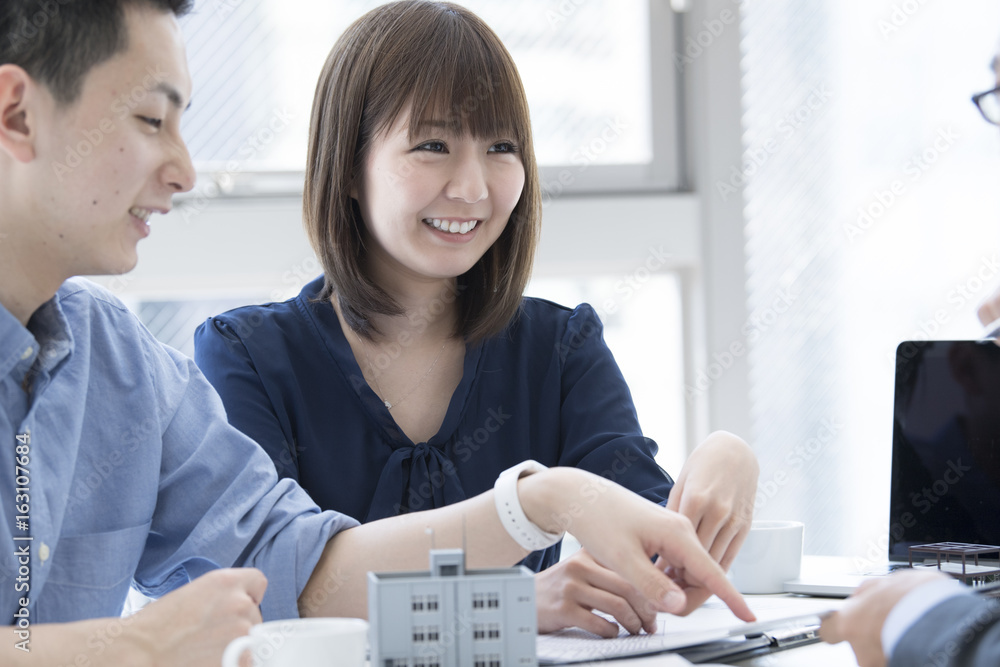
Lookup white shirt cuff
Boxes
[882,578,969,659]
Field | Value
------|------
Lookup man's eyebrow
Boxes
[154,82,192,111]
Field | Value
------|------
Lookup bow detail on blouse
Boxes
[365,441,468,522]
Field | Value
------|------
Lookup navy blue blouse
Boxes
[194,276,673,571]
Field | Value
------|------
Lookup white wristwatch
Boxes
[493,460,564,551]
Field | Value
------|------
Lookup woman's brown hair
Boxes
[303,0,540,342]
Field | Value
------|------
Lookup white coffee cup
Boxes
[221,617,368,667]
[728,520,804,594]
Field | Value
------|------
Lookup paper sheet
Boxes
[536,595,844,664]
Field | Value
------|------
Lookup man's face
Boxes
[30,4,195,277]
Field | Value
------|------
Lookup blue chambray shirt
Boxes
[0,279,358,624]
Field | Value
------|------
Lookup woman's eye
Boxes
[417,141,447,152]
[138,116,163,130]
[489,141,519,154]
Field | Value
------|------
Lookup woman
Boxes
[195,0,758,636]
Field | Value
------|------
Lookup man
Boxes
[0,1,754,664]
[820,49,1000,667]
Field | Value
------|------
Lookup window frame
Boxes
[174,0,681,203]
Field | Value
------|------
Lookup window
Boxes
[411,595,424,612]
[176,0,678,197]
[525,273,686,475]
[474,620,502,640]
[738,0,1000,556]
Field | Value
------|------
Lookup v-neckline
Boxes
[300,290,484,448]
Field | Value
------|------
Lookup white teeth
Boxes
[423,218,480,235]
[129,207,152,224]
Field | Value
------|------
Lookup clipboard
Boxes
[535,610,835,664]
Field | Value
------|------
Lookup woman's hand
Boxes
[519,467,756,624]
[535,548,657,637]
[666,431,759,571]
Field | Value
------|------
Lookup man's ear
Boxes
[0,64,39,163]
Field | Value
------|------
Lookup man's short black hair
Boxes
[1,0,194,106]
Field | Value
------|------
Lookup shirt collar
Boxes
[0,287,74,381]
[0,299,37,380]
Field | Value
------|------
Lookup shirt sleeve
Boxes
[193,316,302,482]
[553,304,674,504]
[135,336,358,620]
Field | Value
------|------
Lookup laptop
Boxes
[784,340,1000,597]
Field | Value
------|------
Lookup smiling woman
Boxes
[194,0,758,638]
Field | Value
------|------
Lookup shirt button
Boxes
[39,543,50,563]
[21,347,33,360]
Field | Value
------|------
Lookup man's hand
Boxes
[819,569,949,667]
[131,568,268,666]
[535,548,657,637]
[667,431,758,571]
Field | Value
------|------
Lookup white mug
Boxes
[221,617,368,667]
[729,520,804,594]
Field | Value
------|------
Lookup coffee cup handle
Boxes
[222,634,258,667]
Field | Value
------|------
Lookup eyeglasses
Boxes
[972,84,1000,125]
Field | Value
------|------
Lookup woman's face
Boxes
[354,108,526,287]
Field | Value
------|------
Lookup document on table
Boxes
[536,596,843,665]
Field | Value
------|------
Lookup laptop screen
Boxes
[889,340,1000,560]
